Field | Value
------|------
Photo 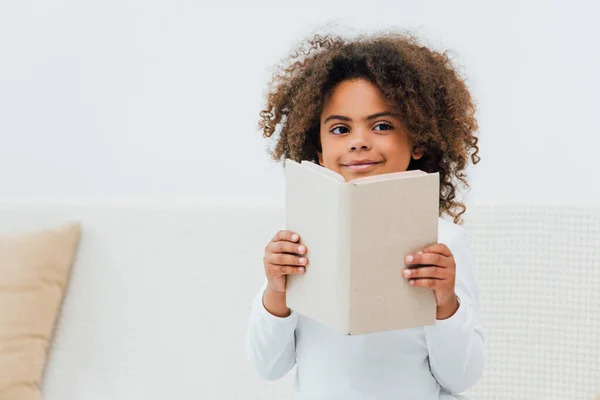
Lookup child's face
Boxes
[318,78,423,181]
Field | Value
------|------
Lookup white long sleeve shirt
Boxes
[246,218,485,399]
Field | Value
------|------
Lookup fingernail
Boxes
[298,267,305,272]
[292,234,299,241]
[298,245,306,253]
[417,251,423,255]
[409,279,415,285]
[405,255,414,262]
[299,257,307,264]
[403,269,411,277]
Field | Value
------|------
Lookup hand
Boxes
[403,243,459,320]
[264,230,308,293]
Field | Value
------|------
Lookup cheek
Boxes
[382,136,413,167]
[320,151,336,168]
[318,132,336,163]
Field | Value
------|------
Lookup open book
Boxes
[284,159,439,335]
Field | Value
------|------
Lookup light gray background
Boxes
[1,0,598,205]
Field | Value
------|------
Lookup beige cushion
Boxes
[0,223,80,400]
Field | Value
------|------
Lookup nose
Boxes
[347,129,372,152]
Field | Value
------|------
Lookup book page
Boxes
[284,159,350,333]
[347,172,439,334]
[349,169,426,185]
[300,160,345,183]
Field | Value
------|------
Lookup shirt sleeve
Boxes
[423,226,485,394]
[245,281,298,380]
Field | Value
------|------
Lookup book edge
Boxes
[349,169,429,185]
[339,183,352,334]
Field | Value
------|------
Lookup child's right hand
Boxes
[264,230,308,293]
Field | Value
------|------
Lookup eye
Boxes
[374,123,393,132]
[331,126,350,135]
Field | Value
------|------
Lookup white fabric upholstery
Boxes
[0,202,598,399]
[463,206,600,400]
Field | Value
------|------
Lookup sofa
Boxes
[0,201,598,399]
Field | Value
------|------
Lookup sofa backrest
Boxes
[0,202,598,399]
[463,205,600,400]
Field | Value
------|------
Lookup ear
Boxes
[412,145,424,160]
[317,152,324,166]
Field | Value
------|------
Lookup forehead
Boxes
[322,79,392,116]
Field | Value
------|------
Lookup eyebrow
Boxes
[322,111,398,124]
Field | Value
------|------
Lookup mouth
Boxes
[342,160,383,172]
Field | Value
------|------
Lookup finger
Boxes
[408,278,441,289]
[421,243,451,256]
[405,252,451,267]
[267,253,308,267]
[269,264,306,276]
[272,230,300,243]
[403,266,445,280]
[269,241,306,255]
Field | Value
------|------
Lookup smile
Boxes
[342,160,383,172]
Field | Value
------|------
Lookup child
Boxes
[246,32,484,400]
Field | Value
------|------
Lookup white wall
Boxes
[1,0,599,205]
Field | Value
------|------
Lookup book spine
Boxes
[338,184,352,333]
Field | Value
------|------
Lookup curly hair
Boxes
[259,33,480,224]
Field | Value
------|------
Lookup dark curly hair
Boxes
[259,32,480,224]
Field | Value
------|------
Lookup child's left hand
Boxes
[403,243,459,320]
